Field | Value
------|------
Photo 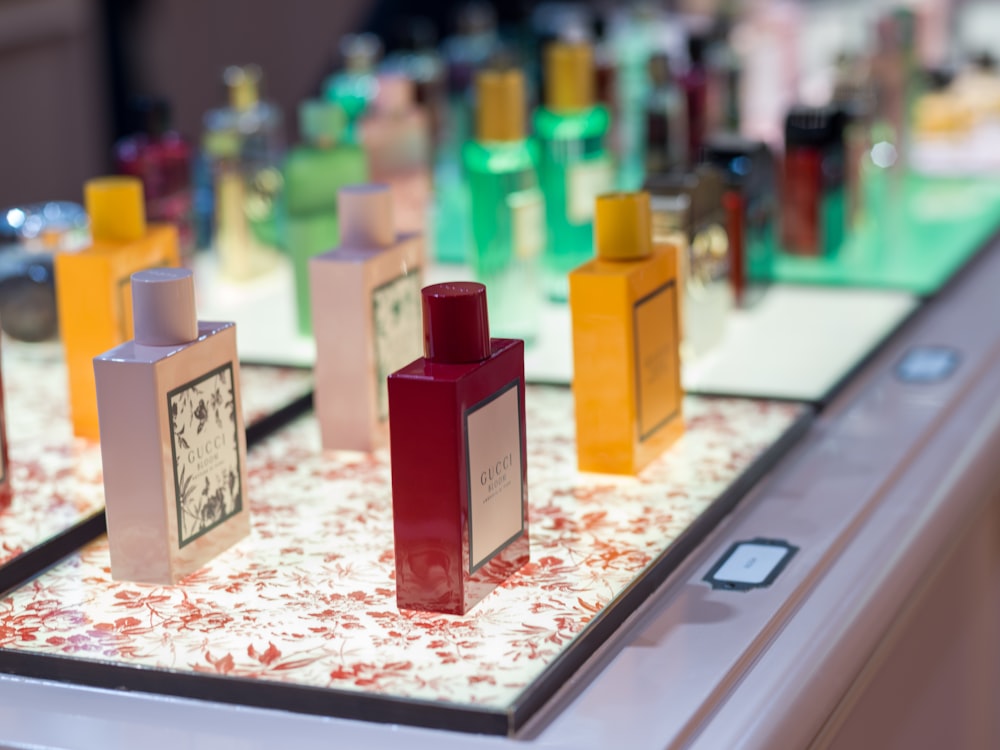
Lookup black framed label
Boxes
[704,538,798,591]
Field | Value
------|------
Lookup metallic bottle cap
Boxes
[84,176,146,243]
[545,41,594,111]
[131,267,198,346]
[338,184,395,248]
[475,68,525,142]
[422,282,490,363]
[594,192,653,261]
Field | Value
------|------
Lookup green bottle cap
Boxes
[300,99,346,145]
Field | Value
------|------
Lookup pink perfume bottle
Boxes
[94,268,250,583]
[359,74,432,238]
[310,184,423,452]
[388,281,529,615]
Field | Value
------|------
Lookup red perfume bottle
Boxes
[388,282,529,615]
[113,97,195,257]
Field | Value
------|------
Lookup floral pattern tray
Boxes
[0,386,810,736]
[0,338,313,592]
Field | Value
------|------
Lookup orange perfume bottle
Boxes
[55,176,181,440]
[310,185,423,452]
[568,191,683,475]
[94,268,250,583]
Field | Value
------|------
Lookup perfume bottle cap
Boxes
[545,41,594,111]
[595,192,653,261]
[338,184,395,248]
[224,65,261,111]
[300,99,346,145]
[375,74,415,114]
[475,68,525,142]
[131,267,199,346]
[422,282,490,364]
[84,176,147,243]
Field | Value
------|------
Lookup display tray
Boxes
[196,253,918,404]
[0,387,810,736]
[0,338,313,595]
[768,173,1000,295]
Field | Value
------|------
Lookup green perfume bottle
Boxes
[323,33,381,143]
[283,100,367,333]
[535,41,613,302]
[462,68,545,343]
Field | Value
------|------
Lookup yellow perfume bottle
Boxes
[568,191,683,475]
[55,176,181,440]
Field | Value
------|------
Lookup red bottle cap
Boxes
[422,282,490,364]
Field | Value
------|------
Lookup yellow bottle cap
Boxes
[545,41,594,111]
[594,192,652,261]
[476,68,525,142]
[84,176,146,243]
[225,65,260,111]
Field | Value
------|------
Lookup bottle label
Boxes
[633,282,681,441]
[567,157,614,224]
[372,269,423,422]
[168,363,243,548]
[508,188,544,260]
[465,380,525,573]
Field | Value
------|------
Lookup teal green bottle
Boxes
[535,41,614,302]
[322,33,381,143]
[462,68,544,343]
[283,100,367,333]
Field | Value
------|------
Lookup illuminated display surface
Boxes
[770,174,1000,294]
[0,339,313,572]
[0,388,807,734]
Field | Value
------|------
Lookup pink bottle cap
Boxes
[338,184,395,248]
[375,74,414,113]
[422,282,490,364]
[132,267,199,346]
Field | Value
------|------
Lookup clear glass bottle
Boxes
[202,65,285,281]
[283,100,367,334]
[535,41,613,302]
[462,68,545,343]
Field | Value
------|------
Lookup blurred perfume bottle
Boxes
[781,105,846,258]
[55,177,181,440]
[202,65,285,281]
[94,267,249,583]
[433,2,502,266]
[462,68,545,343]
[310,185,423,453]
[360,74,432,238]
[680,31,710,169]
[382,17,447,156]
[831,52,876,231]
[701,134,776,308]
[388,281,529,615]
[645,52,689,176]
[535,40,613,302]
[704,12,742,135]
[871,7,919,174]
[113,96,195,258]
[569,191,683,475]
[283,100,367,335]
[646,166,732,360]
[324,33,382,143]
[0,201,88,342]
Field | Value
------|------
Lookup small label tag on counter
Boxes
[895,346,959,384]
[704,538,798,591]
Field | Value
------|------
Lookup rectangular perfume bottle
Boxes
[284,99,368,334]
[535,41,614,302]
[462,67,545,343]
[310,185,423,452]
[55,176,181,440]
[388,282,529,615]
[646,166,732,360]
[570,192,684,475]
[94,268,250,584]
